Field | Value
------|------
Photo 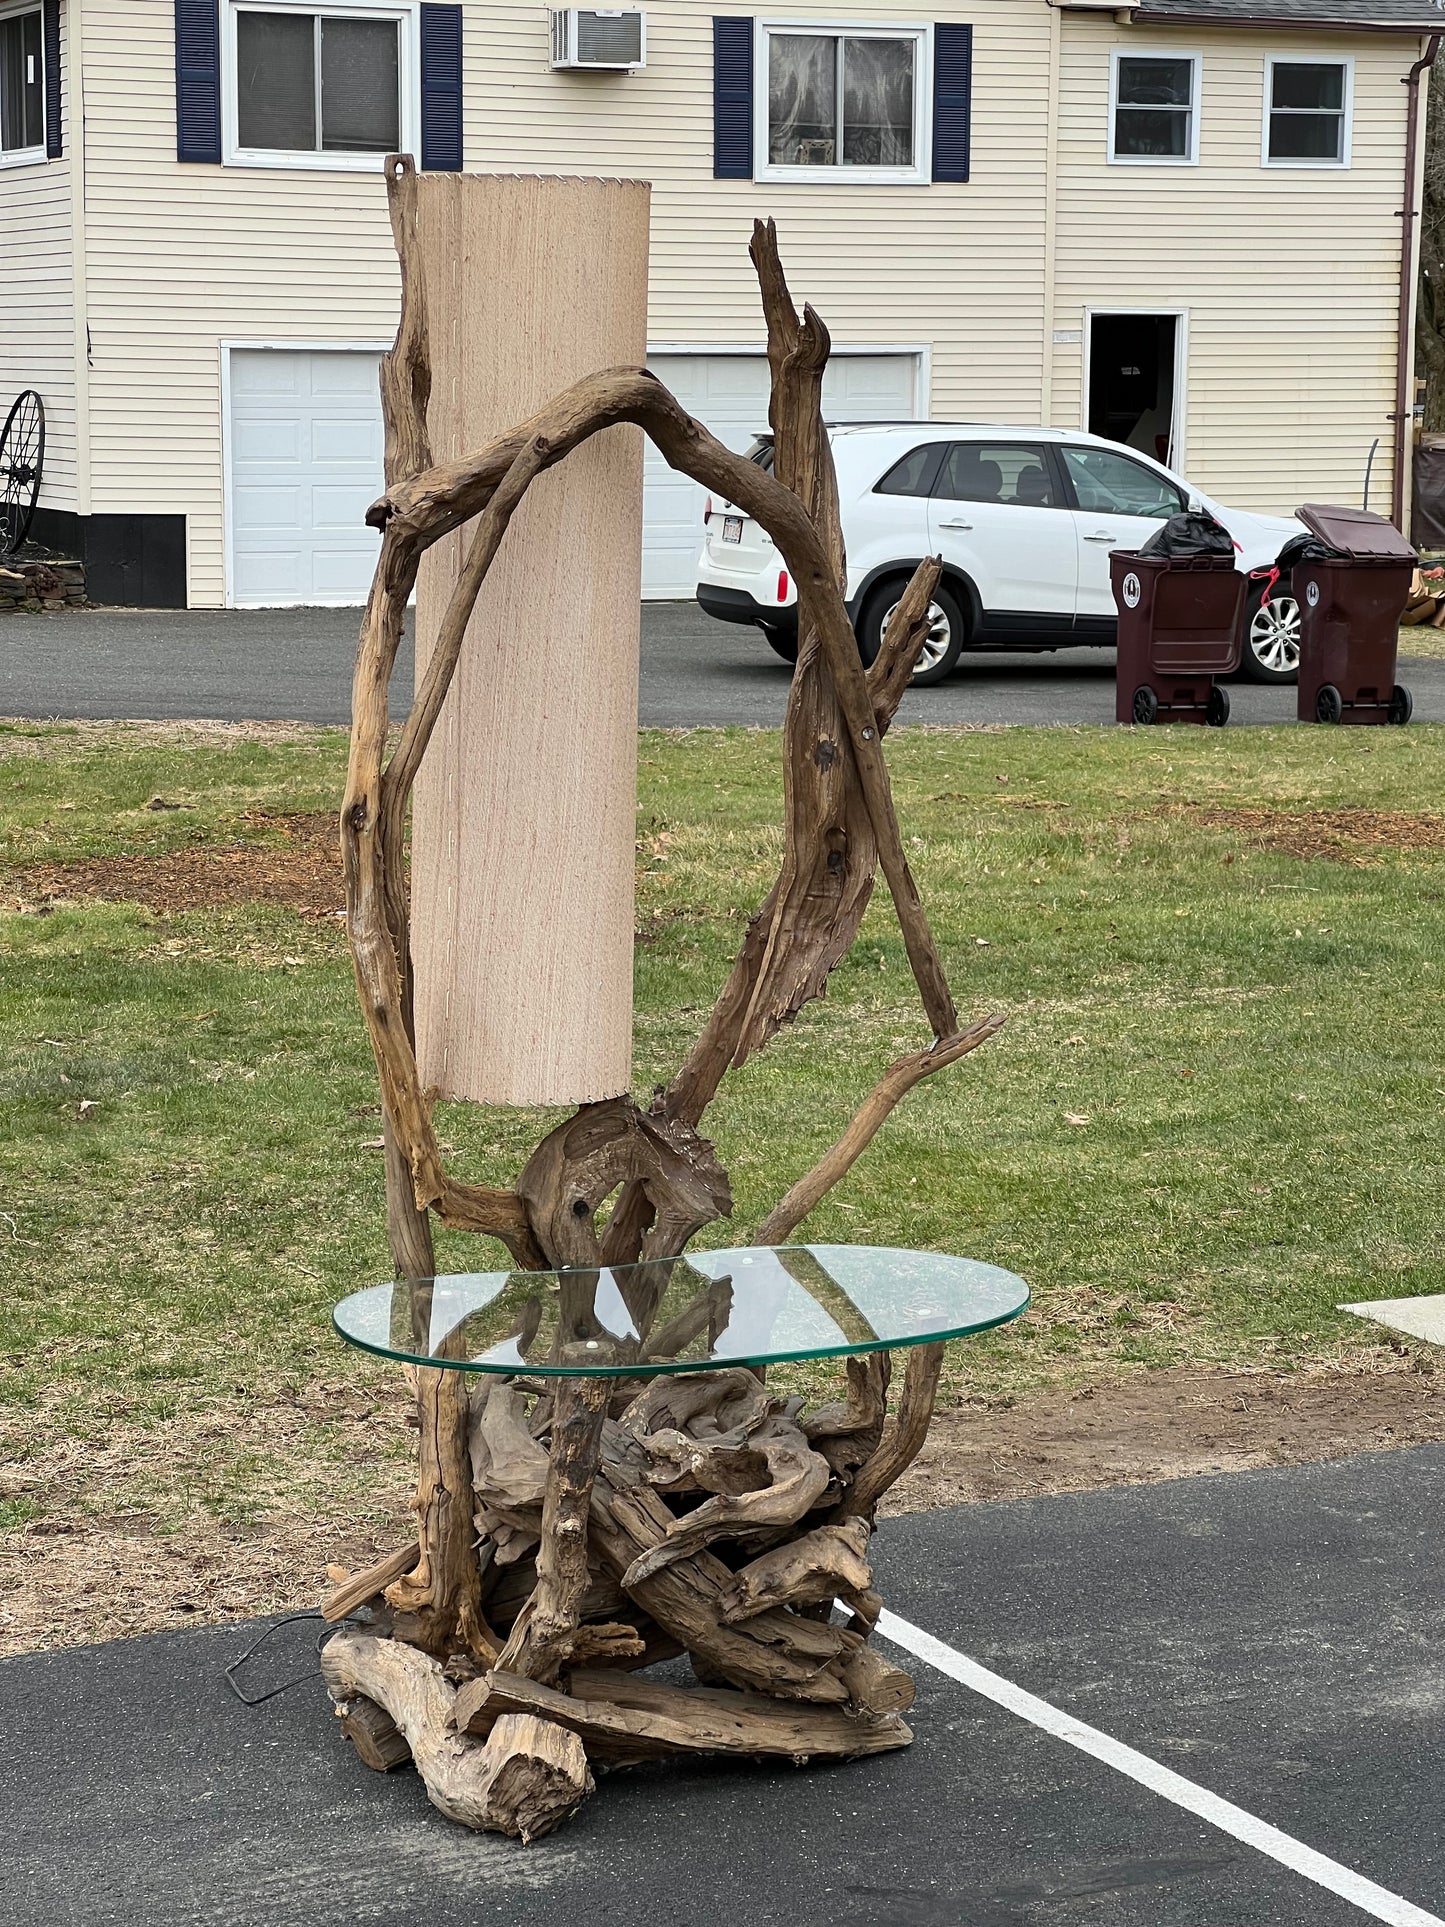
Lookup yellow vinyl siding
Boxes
[63,3,1428,603]
[1051,21,1413,518]
[0,0,77,511]
[77,2,1049,605]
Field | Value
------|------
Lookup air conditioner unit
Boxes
[550,9,646,71]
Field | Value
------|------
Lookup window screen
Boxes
[1268,62,1346,163]
[768,31,916,168]
[1113,56,1195,160]
[235,7,401,154]
[0,7,43,154]
[237,11,317,149]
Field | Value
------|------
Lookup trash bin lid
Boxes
[1296,503,1417,562]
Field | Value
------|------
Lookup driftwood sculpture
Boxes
[327,155,1003,1838]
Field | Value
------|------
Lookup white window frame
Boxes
[753,19,932,186]
[1262,53,1353,170]
[221,0,420,173]
[1108,46,1201,169]
[0,0,48,171]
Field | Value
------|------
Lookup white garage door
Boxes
[228,348,385,607]
[642,351,921,599]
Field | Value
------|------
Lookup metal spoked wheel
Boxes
[1243,584,1302,683]
[869,580,966,686]
[0,390,45,554]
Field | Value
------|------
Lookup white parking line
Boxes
[876,1609,1445,1927]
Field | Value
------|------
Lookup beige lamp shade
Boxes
[409,173,650,1107]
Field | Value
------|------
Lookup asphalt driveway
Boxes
[2,1445,1441,1927]
[3,601,1442,728]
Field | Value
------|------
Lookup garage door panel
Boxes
[641,351,919,599]
[311,483,381,529]
[310,419,381,466]
[229,347,384,606]
[310,356,383,397]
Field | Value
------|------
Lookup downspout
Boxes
[1393,32,1440,532]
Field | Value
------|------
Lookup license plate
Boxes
[721,516,744,544]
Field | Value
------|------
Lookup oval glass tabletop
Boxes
[332,1244,1029,1379]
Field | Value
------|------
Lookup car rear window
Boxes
[874,443,947,497]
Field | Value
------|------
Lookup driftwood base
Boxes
[322,1349,941,1839]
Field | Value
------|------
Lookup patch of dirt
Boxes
[887,1358,1443,1512]
[3,1361,1440,1656]
[1150,804,1445,863]
[10,812,345,915]
[0,1377,415,1659]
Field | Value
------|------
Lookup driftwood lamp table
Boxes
[324,1245,1028,1838]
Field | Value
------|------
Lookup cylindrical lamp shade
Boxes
[410,174,650,1107]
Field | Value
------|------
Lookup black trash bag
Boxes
[1139,510,1237,559]
[1273,530,1346,574]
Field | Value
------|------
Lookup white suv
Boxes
[695,423,1305,685]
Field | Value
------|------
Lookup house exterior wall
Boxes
[1,2,1428,602]
[0,0,78,514]
[80,0,402,605]
[1050,18,1416,518]
[76,0,1052,605]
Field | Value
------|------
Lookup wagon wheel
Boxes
[0,390,45,555]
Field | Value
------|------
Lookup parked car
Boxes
[695,423,1305,685]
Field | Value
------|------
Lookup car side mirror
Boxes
[1186,494,1205,514]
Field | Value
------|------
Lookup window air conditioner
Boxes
[550,9,646,71]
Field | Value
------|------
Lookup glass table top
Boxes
[332,1244,1029,1379]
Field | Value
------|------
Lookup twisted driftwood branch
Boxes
[334,164,1010,1778]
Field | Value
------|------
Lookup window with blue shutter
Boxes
[713,17,753,180]
[42,0,60,157]
[419,3,462,171]
[175,0,222,164]
[932,21,972,183]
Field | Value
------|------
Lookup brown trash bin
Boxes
[1110,551,1246,726]
[1293,505,1415,726]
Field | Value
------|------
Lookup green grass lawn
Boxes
[1,717,1442,1543]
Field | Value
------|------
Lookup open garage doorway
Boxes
[1087,312,1182,467]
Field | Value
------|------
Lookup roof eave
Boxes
[1132,9,1443,31]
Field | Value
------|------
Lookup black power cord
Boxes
[224,1609,361,1706]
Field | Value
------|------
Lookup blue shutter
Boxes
[42,0,61,158]
[713,18,753,180]
[174,0,221,164]
[420,4,463,172]
[932,22,972,183]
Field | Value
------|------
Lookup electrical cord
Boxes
[224,1609,360,1706]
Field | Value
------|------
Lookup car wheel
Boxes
[860,580,966,687]
[1240,578,1301,683]
[757,622,798,665]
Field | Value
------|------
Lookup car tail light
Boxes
[777,569,789,602]
[703,495,713,525]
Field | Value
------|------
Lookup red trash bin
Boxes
[1111,551,1246,726]
[1293,504,1415,726]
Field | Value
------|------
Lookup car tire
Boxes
[1240,577,1301,683]
[859,579,966,687]
[757,622,798,665]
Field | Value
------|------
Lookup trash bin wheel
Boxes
[1314,684,1344,725]
[1206,685,1230,728]
[1132,685,1159,725]
[1387,684,1414,726]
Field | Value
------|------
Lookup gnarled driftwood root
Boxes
[322,1631,593,1839]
